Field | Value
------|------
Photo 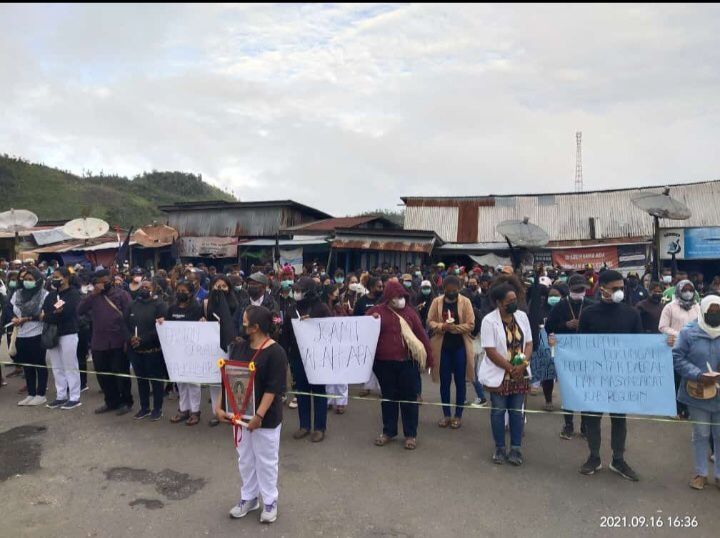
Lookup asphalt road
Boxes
[1,352,718,538]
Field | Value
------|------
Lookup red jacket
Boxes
[367,281,434,367]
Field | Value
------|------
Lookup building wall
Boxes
[166,207,316,238]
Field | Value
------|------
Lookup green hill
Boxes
[0,154,235,227]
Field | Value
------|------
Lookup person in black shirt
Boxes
[546,274,594,440]
[42,267,83,409]
[219,305,287,524]
[635,281,664,334]
[164,280,205,426]
[352,276,383,316]
[575,270,642,482]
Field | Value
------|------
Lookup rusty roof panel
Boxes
[332,239,434,254]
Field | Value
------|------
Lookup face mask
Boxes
[51,279,63,289]
[403,281,412,288]
[662,275,672,284]
[469,286,478,292]
[234,286,243,292]
[680,291,694,301]
[704,312,720,328]
[569,291,585,301]
[8,281,17,289]
[138,289,151,299]
[23,281,36,290]
[293,291,305,302]
[421,288,432,296]
[281,280,293,289]
[445,291,458,301]
[391,297,406,310]
[454,269,460,275]
[611,290,624,303]
[176,292,190,303]
[559,276,568,282]
[414,271,421,278]
[248,285,263,300]
[547,296,561,306]
[335,277,345,284]
[505,302,518,314]
[651,294,662,303]
[628,278,638,288]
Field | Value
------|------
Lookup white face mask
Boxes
[293,291,305,302]
[611,290,625,303]
[662,275,672,284]
[391,298,406,310]
[680,291,694,301]
[569,291,585,301]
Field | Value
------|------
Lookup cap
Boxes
[501,266,514,275]
[539,276,552,287]
[627,271,640,278]
[436,262,446,269]
[402,273,412,282]
[131,267,144,275]
[568,274,590,289]
[420,280,432,288]
[249,272,268,286]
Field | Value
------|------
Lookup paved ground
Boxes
[1,350,718,538]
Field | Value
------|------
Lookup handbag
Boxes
[41,323,59,350]
[686,380,718,400]
[8,326,18,357]
[391,310,427,370]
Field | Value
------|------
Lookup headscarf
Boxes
[207,276,238,352]
[674,279,696,311]
[15,267,45,317]
[698,295,720,339]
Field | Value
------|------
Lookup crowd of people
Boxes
[1,256,719,524]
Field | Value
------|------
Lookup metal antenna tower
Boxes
[574,131,583,192]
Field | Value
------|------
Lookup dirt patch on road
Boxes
[104,467,206,500]
[0,425,47,481]
[129,498,165,510]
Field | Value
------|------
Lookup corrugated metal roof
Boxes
[403,180,720,243]
[159,199,331,220]
[282,215,398,233]
[240,238,328,247]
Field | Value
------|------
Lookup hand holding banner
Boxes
[554,334,676,416]
[291,316,381,384]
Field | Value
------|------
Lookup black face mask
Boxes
[505,302,518,314]
[176,292,190,303]
[138,289,151,300]
[704,312,720,328]
[248,285,264,300]
[51,279,63,290]
[445,291,459,301]
[651,294,663,303]
[469,286,478,293]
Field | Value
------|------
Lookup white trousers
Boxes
[326,384,348,406]
[178,382,201,413]
[362,372,381,393]
[237,424,281,505]
[209,384,221,410]
[47,334,80,402]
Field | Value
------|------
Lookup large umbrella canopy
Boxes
[496,217,550,248]
[0,208,38,232]
[631,188,691,220]
[62,217,110,240]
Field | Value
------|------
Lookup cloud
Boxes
[1,3,720,216]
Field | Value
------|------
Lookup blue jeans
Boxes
[688,406,720,478]
[440,346,467,418]
[472,354,485,400]
[490,392,524,450]
[290,357,327,432]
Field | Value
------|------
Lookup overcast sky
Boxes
[1,3,719,215]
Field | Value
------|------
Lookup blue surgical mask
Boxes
[23,281,36,290]
[335,277,345,284]
[421,288,432,296]
[9,281,17,289]
[403,281,412,288]
[547,296,561,306]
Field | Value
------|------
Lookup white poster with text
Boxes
[157,321,226,384]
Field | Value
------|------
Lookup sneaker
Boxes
[507,449,524,466]
[116,404,133,416]
[579,457,602,475]
[229,498,259,519]
[492,448,507,465]
[470,397,488,408]
[133,409,151,420]
[150,409,163,421]
[689,475,707,490]
[289,398,298,409]
[61,400,82,410]
[17,395,34,406]
[543,402,554,412]
[260,502,278,523]
[80,385,89,393]
[46,399,68,409]
[559,425,574,440]
[27,395,47,406]
[609,460,639,482]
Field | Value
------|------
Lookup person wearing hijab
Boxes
[12,268,50,406]
[204,275,239,426]
[672,295,720,490]
[42,267,83,409]
[368,280,433,450]
[282,277,332,442]
[660,279,702,419]
[2,270,23,379]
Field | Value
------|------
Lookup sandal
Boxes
[170,411,190,424]
[404,438,417,450]
[335,405,346,415]
[438,417,451,428]
[185,413,200,426]
[450,418,462,429]
[375,434,393,446]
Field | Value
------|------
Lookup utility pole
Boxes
[574,131,583,192]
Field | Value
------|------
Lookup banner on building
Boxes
[157,321,226,384]
[280,247,304,273]
[660,227,720,260]
[178,236,238,259]
[291,316,381,384]
[554,334,676,416]
[551,246,618,270]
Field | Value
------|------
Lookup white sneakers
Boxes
[229,498,277,523]
[18,395,47,406]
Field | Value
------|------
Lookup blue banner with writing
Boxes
[554,334,676,416]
